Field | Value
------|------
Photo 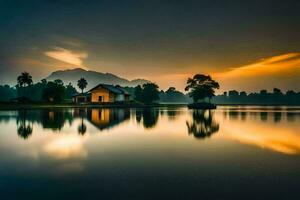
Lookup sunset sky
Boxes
[1,0,300,92]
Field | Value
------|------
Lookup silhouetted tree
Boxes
[260,90,267,95]
[213,87,300,105]
[240,91,247,97]
[77,78,88,93]
[273,88,282,95]
[42,81,65,102]
[134,83,159,104]
[17,72,33,87]
[185,74,219,103]
[54,79,64,85]
[159,87,190,103]
[65,83,78,99]
[134,85,143,102]
[0,85,16,101]
[17,72,33,97]
[142,83,160,104]
[228,90,239,97]
[41,79,47,85]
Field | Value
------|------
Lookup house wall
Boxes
[91,88,114,102]
[109,92,115,102]
[73,96,87,103]
[115,94,125,101]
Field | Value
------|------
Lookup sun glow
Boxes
[44,135,88,159]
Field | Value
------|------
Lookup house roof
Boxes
[115,86,130,95]
[72,92,91,97]
[88,84,129,95]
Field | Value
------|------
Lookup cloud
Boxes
[213,53,300,92]
[45,47,88,68]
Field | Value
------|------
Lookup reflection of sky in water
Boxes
[1,108,300,159]
[0,107,300,199]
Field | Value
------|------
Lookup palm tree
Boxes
[17,72,33,97]
[77,78,88,93]
[17,72,33,87]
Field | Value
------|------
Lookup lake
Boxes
[0,106,300,199]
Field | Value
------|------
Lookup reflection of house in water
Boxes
[86,109,130,130]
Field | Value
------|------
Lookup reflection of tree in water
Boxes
[78,119,87,135]
[14,109,75,138]
[17,110,33,139]
[77,110,87,135]
[273,112,282,123]
[240,112,247,121]
[228,111,239,120]
[164,110,179,121]
[136,110,142,123]
[186,109,219,139]
[41,110,73,131]
[136,109,159,129]
[260,112,268,121]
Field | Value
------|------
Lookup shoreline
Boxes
[0,103,188,110]
[0,102,300,110]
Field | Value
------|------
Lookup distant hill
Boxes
[46,68,150,90]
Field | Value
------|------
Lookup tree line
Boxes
[0,72,79,102]
[132,74,220,104]
[1,71,299,105]
[213,88,300,105]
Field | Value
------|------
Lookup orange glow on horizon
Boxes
[214,53,300,79]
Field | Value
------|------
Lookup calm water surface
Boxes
[0,106,300,199]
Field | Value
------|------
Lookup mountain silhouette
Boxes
[46,68,150,89]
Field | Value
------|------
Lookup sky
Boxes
[0,0,300,92]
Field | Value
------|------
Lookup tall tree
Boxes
[42,81,65,102]
[65,83,78,99]
[134,85,143,102]
[134,83,159,104]
[77,78,88,93]
[17,72,33,87]
[17,72,33,97]
[185,74,219,103]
